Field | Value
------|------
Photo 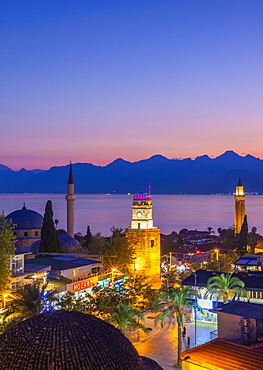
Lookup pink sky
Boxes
[2,1,263,170]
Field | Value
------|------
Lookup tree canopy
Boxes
[205,272,247,304]
[0,213,16,294]
[154,286,196,367]
[39,200,62,253]
[102,231,135,273]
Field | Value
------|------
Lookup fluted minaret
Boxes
[65,162,76,238]
[234,178,246,234]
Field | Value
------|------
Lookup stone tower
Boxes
[234,178,245,234]
[65,162,76,238]
[126,193,161,287]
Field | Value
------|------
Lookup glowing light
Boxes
[197,298,213,309]
[133,194,151,200]
[135,259,142,270]
[236,186,244,196]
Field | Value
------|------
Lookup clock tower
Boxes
[126,193,161,287]
[131,193,153,229]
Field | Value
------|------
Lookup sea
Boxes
[1,194,263,237]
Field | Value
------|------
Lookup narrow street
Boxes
[133,317,217,370]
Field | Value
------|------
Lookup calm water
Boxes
[1,194,263,236]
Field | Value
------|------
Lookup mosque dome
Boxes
[58,232,79,253]
[6,205,43,230]
[0,310,163,370]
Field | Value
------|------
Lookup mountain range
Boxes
[1,151,263,194]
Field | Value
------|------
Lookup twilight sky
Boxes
[1,1,263,170]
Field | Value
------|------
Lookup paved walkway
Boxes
[132,315,217,370]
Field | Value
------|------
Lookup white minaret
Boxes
[65,162,76,238]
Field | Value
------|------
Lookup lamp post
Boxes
[193,272,197,347]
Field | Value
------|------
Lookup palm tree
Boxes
[154,287,196,367]
[205,272,247,304]
[1,282,56,331]
[108,303,148,336]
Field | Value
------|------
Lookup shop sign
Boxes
[73,279,94,292]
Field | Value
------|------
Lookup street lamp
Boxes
[193,272,197,347]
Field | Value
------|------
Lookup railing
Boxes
[72,272,100,282]
[133,194,151,200]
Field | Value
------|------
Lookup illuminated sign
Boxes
[197,298,213,309]
[73,280,94,292]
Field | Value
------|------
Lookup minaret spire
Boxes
[65,162,76,238]
[68,161,74,184]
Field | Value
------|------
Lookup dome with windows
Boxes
[6,205,43,250]
[6,205,43,230]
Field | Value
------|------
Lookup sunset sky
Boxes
[1,1,263,170]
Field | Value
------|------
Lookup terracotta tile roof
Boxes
[181,338,263,370]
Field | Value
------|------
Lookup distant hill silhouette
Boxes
[1,151,263,194]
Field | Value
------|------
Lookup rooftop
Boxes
[211,301,263,319]
[181,338,263,370]
[182,269,263,291]
[0,310,163,370]
[25,256,101,272]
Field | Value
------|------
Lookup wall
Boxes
[126,227,161,287]
[217,312,256,342]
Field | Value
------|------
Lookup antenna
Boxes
[148,182,151,195]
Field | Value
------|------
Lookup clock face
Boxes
[147,212,151,217]
[137,211,142,218]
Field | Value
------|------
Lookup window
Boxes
[11,260,23,276]
[35,231,38,236]
[11,281,20,291]
[151,240,154,248]
[24,231,28,237]
[251,291,257,299]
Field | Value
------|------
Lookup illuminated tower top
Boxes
[131,193,153,229]
[235,178,245,196]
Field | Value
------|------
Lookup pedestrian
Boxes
[182,326,186,338]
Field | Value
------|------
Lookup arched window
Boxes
[24,231,28,237]
[35,231,38,236]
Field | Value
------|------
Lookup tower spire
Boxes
[68,161,74,184]
[65,162,76,238]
